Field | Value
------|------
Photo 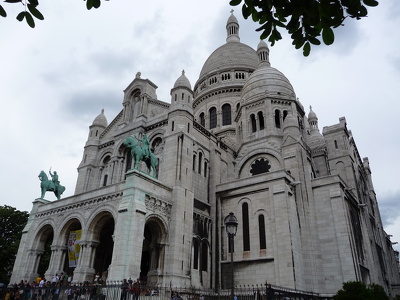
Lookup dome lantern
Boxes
[226,10,240,43]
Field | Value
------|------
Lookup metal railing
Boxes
[0,282,333,300]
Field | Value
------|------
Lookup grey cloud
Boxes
[378,190,400,227]
[61,88,121,123]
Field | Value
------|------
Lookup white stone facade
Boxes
[11,12,400,298]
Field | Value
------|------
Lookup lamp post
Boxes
[224,212,238,300]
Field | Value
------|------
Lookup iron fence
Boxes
[0,282,333,300]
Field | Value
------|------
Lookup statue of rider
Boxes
[135,134,151,159]
[49,168,60,190]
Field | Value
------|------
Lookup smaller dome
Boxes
[283,114,298,130]
[174,70,191,89]
[92,109,108,128]
[257,40,269,52]
[308,106,317,121]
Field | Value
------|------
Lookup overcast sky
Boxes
[1,0,399,249]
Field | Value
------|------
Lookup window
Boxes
[222,104,232,125]
[198,152,202,174]
[283,110,288,122]
[258,111,265,130]
[209,107,217,129]
[172,121,175,131]
[103,174,108,187]
[275,109,281,128]
[334,140,338,149]
[193,154,196,171]
[242,203,250,251]
[250,158,271,175]
[193,239,199,269]
[204,161,207,177]
[201,241,208,271]
[199,112,205,127]
[250,114,257,133]
[258,215,266,250]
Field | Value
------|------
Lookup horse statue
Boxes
[38,170,66,200]
[124,135,159,178]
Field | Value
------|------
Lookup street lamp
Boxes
[224,212,238,300]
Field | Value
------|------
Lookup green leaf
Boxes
[242,4,251,19]
[322,27,334,45]
[86,0,93,10]
[303,42,311,56]
[307,35,321,45]
[93,0,101,9]
[16,11,25,22]
[363,0,379,7]
[0,5,7,17]
[229,0,242,6]
[24,11,35,28]
[28,4,44,20]
[29,0,39,7]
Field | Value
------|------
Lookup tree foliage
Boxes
[0,0,108,28]
[1,0,378,56]
[229,0,379,56]
[333,281,389,300]
[0,205,29,283]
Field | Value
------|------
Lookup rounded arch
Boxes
[144,214,169,244]
[86,210,116,277]
[141,215,169,283]
[237,149,283,178]
[86,210,116,242]
[32,223,55,252]
[57,217,83,245]
[129,88,141,99]
[31,223,55,279]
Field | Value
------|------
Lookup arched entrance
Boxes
[140,217,166,284]
[59,218,82,277]
[86,211,115,281]
[93,215,115,278]
[35,224,54,278]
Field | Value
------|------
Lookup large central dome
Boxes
[195,12,258,87]
[198,42,258,79]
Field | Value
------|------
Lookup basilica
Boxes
[11,12,400,297]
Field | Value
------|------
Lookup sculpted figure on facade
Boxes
[38,169,66,200]
[124,135,158,178]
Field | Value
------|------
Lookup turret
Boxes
[170,70,193,114]
[88,109,108,141]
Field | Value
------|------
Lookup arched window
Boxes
[102,174,108,187]
[222,104,232,125]
[198,152,202,175]
[201,240,208,271]
[199,112,205,127]
[193,154,196,171]
[242,203,250,251]
[172,121,175,131]
[193,239,199,270]
[283,110,288,122]
[250,114,257,133]
[258,214,266,250]
[258,111,265,130]
[209,107,217,129]
[204,161,207,178]
[275,109,281,128]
